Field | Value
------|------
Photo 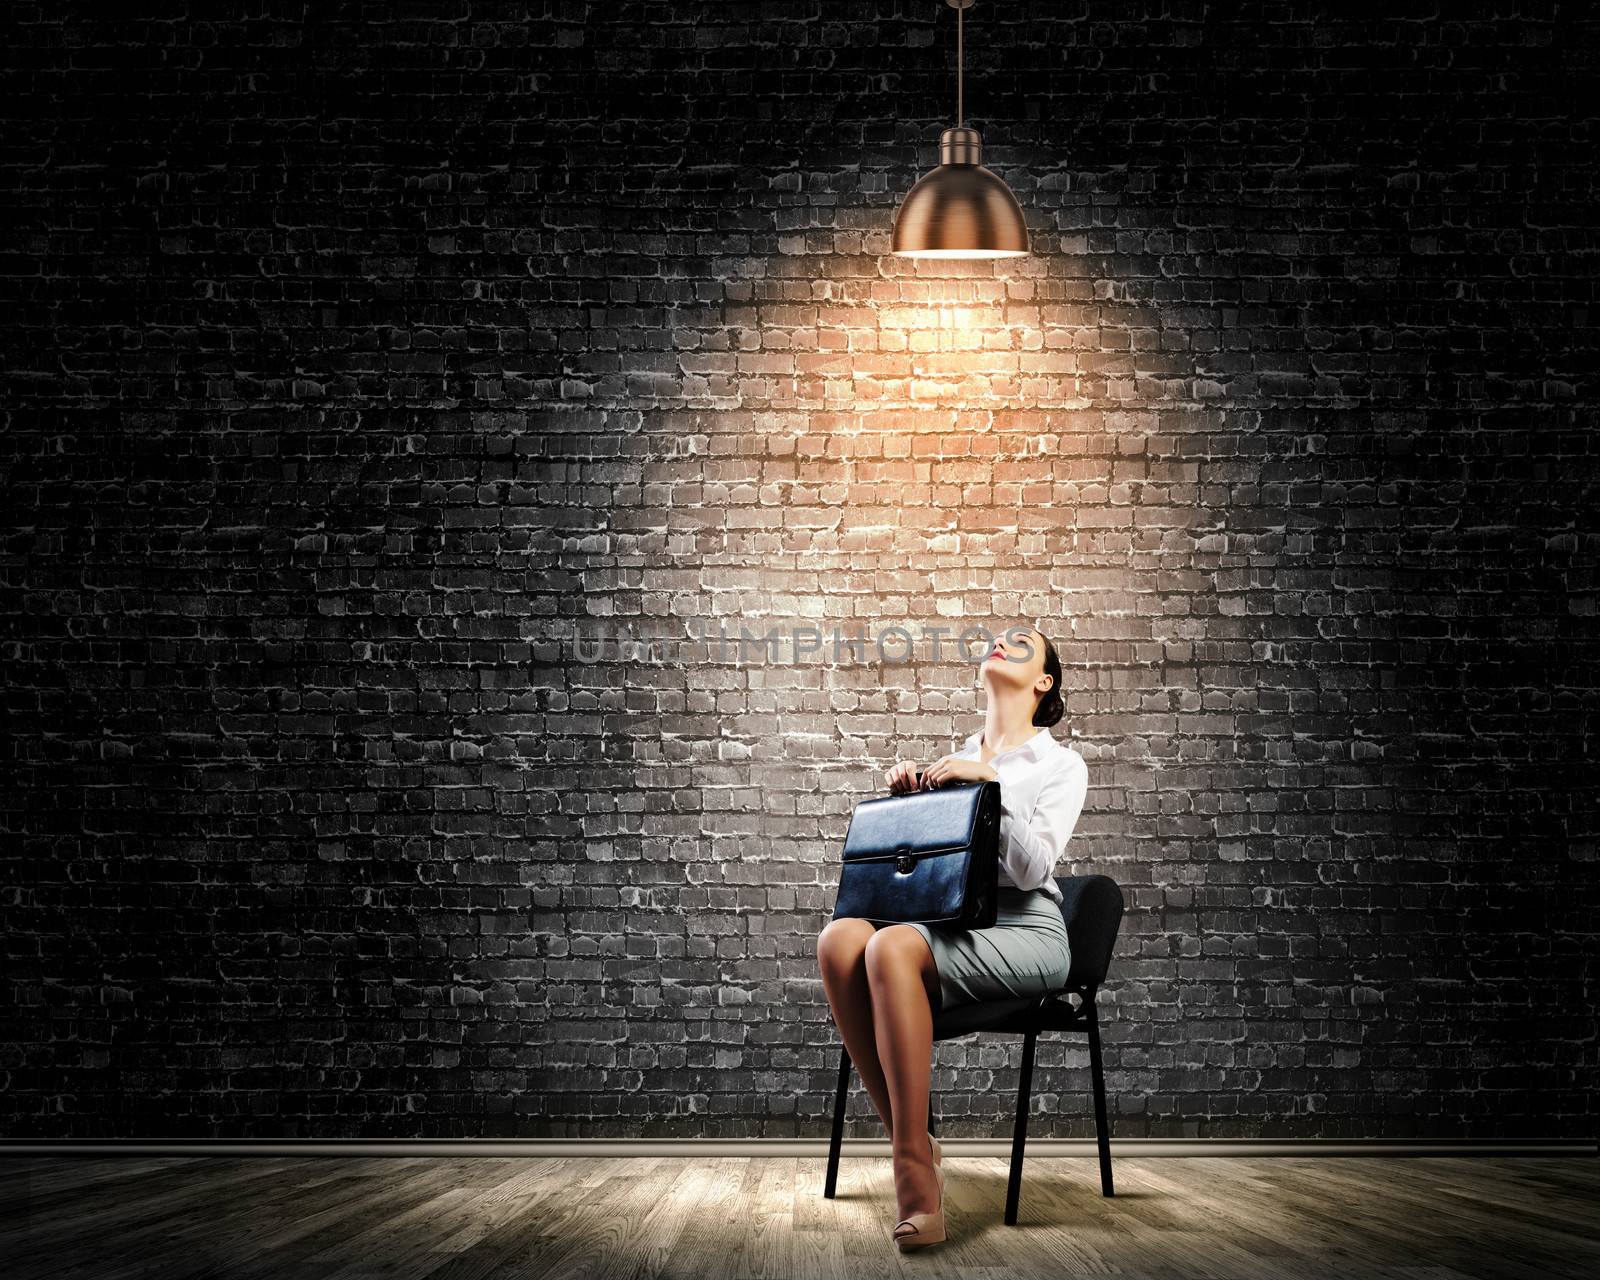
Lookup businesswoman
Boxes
[815,624,1089,1252]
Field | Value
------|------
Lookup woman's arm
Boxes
[998,755,1089,892]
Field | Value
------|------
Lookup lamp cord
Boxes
[957,4,964,127]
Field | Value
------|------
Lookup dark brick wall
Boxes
[2,1,1596,1139]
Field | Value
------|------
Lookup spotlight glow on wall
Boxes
[891,0,1029,259]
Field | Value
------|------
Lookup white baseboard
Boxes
[1,1137,1592,1158]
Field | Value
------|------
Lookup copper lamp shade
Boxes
[890,0,1029,259]
[891,127,1029,258]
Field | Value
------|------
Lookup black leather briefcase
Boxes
[832,780,1002,929]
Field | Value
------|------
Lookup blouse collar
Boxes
[960,725,1052,763]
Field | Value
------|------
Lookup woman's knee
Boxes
[817,916,874,971]
[863,924,928,979]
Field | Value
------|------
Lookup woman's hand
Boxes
[919,755,1000,789]
[885,760,923,794]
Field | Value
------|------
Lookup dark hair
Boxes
[1031,628,1065,728]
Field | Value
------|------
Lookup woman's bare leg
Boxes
[816,918,897,1138]
[864,924,942,1224]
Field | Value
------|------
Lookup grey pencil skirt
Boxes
[888,885,1074,1016]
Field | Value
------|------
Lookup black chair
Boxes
[823,873,1125,1224]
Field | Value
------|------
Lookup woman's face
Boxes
[981,625,1052,702]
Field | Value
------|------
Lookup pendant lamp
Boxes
[891,0,1029,259]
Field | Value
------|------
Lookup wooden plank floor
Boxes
[1,1154,1596,1279]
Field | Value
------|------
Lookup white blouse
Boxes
[952,726,1088,906]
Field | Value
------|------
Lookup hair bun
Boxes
[1030,628,1066,728]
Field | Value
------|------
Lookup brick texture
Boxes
[2,1,1597,1139]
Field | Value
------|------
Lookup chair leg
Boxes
[1087,998,1114,1197]
[1004,1028,1037,1225]
[824,1045,851,1199]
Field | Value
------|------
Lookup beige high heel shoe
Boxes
[892,1133,947,1252]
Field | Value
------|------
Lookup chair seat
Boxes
[928,872,1122,1043]
[933,990,1086,1041]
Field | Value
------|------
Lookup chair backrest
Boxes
[1054,874,1125,993]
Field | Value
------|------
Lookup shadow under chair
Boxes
[823,873,1126,1225]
